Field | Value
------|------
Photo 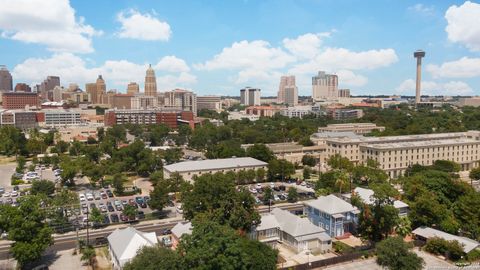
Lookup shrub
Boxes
[424,237,464,261]
[333,241,354,254]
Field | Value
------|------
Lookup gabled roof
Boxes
[107,227,158,263]
[305,194,357,215]
[412,226,480,253]
[271,208,330,241]
[163,157,267,173]
[343,187,409,209]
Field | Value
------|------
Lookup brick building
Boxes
[104,109,194,129]
[2,92,40,109]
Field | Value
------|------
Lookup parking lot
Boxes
[244,181,316,205]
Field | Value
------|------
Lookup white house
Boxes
[107,227,158,269]
[342,187,409,216]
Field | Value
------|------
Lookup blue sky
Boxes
[1,0,480,96]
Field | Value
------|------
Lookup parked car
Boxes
[106,190,114,198]
[89,203,97,210]
[161,228,172,235]
[110,213,119,223]
[136,211,145,220]
[0,187,4,195]
[143,196,150,203]
[103,215,110,225]
[99,203,107,213]
[255,183,262,189]
[100,191,107,199]
[120,213,128,222]
[86,193,94,201]
[176,204,183,214]
[128,199,138,208]
[115,204,123,211]
[13,186,19,191]
[3,192,10,197]
[135,196,144,204]
[106,202,115,212]
[94,192,101,200]
[79,194,86,202]
[11,191,18,197]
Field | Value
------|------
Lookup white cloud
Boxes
[12,53,196,91]
[282,32,331,59]
[116,9,171,41]
[445,1,480,51]
[288,48,398,74]
[154,56,190,72]
[336,70,368,87]
[0,0,100,53]
[408,4,435,16]
[395,79,473,96]
[195,40,295,71]
[427,57,480,78]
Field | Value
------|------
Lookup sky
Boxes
[1,0,480,97]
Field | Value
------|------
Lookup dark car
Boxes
[135,197,144,204]
[120,213,128,222]
[139,202,147,208]
[106,190,114,198]
[103,215,110,225]
[143,196,150,203]
[115,204,123,211]
[89,203,96,210]
[13,186,19,191]
[110,213,119,223]
[107,202,115,212]
[136,211,145,220]
[161,228,172,235]
[279,185,286,191]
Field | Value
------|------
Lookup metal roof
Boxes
[412,226,479,253]
[305,194,357,215]
[163,157,267,173]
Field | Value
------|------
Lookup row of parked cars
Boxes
[79,190,114,202]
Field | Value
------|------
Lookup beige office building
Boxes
[127,82,140,95]
[164,89,197,116]
[86,75,107,104]
[197,95,221,112]
[277,76,297,105]
[312,71,338,101]
[144,65,157,96]
[318,123,385,134]
[325,131,480,178]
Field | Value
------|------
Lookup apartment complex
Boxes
[338,89,351,98]
[2,92,40,109]
[240,87,261,106]
[104,108,194,129]
[197,95,221,112]
[111,94,133,109]
[131,95,157,109]
[327,108,363,120]
[280,105,319,118]
[41,110,82,126]
[325,131,480,178]
[245,106,281,117]
[163,157,267,181]
[312,71,338,101]
[318,123,385,134]
[164,89,197,116]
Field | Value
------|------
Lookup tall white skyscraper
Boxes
[312,71,338,101]
[240,87,261,106]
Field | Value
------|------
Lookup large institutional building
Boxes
[318,123,385,134]
[197,95,221,112]
[104,108,194,129]
[324,131,480,178]
[240,87,261,106]
[0,66,13,91]
[312,71,338,101]
[86,75,106,104]
[164,89,197,116]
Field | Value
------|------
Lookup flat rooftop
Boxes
[362,138,480,150]
[163,157,267,173]
[326,132,468,144]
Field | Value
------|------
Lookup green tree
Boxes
[255,168,266,182]
[303,167,311,180]
[395,216,412,238]
[123,204,137,220]
[16,156,26,173]
[90,207,103,227]
[149,180,170,211]
[376,236,424,270]
[112,174,125,195]
[327,154,353,171]
[55,140,70,153]
[334,170,350,194]
[1,195,54,267]
[80,245,96,267]
[179,218,277,270]
[246,144,274,162]
[123,246,183,270]
[424,237,465,261]
[301,154,317,167]
[263,186,274,205]
[30,180,55,196]
[431,160,461,173]
[181,173,260,232]
[267,159,295,181]
[452,192,480,240]
[287,187,299,203]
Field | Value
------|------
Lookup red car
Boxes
[120,213,128,222]
[128,199,138,208]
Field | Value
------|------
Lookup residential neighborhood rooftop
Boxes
[304,194,358,215]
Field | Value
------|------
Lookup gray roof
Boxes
[171,222,193,238]
[107,227,157,262]
[343,187,409,209]
[271,208,331,242]
[305,194,357,215]
[163,157,267,173]
[311,131,360,139]
[412,226,480,253]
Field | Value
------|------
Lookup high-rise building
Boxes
[164,89,197,115]
[14,83,32,92]
[52,86,64,102]
[144,65,157,96]
[0,66,13,91]
[86,75,107,104]
[312,71,338,101]
[37,76,60,100]
[277,76,296,104]
[127,82,140,95]
[240,87,261,106]
[284,87,298,106]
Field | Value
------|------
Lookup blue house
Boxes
[304,194,359,238]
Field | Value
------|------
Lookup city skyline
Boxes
[1,1,480,96]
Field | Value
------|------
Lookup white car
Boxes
[250,188,257,194]
[3,192,10,197]
[255,183,262,189]
[274,195,280,201]
[79,194,86,202]
[270,182,275,189]
[11,191,18,197]
[86,193,94,201]
[176,204,183,214]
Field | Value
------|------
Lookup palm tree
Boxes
[395,216,412,238]
[335,170,350,194]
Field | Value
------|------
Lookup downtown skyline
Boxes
[1,0,480,96]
